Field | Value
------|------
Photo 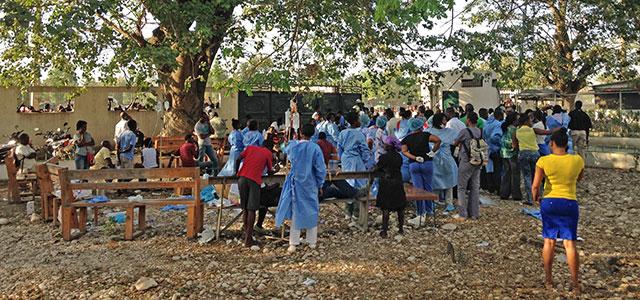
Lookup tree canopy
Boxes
[450,0,640,98]
[0,0,452,134]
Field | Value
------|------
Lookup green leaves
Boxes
[450,0,640,95]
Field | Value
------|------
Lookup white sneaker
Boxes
[287,245,297,254]
[308,244,317,249]
[408,215,424,227]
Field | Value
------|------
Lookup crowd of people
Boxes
[47,98,590,293]
[17,102,74,113]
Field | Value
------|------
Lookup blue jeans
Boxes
[409,161,434,216]
[518,150,540,203]
[198,144,218,174]
[75,155,89,170]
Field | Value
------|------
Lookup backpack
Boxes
[463,128,488,166]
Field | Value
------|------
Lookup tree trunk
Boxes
[159,53,202,136]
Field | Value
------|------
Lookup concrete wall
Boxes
[0,87,238,147]
[424,70,501,109]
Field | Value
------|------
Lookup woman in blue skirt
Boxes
[532,127,585,295]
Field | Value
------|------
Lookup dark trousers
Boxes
[500,157,522,200]
[321,180,359,200]
[487,153,502,194]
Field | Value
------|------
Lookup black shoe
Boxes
[379,231,388,238]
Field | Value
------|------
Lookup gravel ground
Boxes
[0,168,639,299]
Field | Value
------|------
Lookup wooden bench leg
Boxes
[197,204,204,233]
[78,208,87,234]
[186,206,196,239]
[61,207,73,241]
[125,207,134,241]
[93,208,99,225]
[358,199,369,232]
[53,199,60,226]
[138,206,146,233]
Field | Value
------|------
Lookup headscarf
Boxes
[376,116,388,128]
[359,112,370,129]
[409,117,424,132]
[383,135,401,151]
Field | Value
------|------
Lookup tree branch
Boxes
[96,13,147,47]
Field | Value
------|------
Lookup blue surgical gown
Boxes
[427,127,459,190]
[218,130,244,176]
[275,140,327,230]
[243,130,264,147]
[338,128,371,188]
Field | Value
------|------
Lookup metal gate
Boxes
[237,91,361,129]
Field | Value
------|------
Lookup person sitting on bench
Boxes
[179,134,213,174]
[14,133,36,178]
[91,140,115,170]
[316,131,365,201]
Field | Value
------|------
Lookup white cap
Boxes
[312,112,320,119]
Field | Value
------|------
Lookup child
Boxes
[141,137,159,169]
[275,124,327,253]
[375,136,406,237]
[14,133,36,178]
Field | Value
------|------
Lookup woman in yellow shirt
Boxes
[532,128,584,295]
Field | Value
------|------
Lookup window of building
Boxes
[461,78,483,88]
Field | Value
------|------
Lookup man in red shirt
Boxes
[236,138,275,247]
[178,134,213,173]
[316,132,337,165]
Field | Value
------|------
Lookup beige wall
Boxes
[424,70,501,109]
[0,87,238,147]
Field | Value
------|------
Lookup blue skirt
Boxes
[540,198,579,240]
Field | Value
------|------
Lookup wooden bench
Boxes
[5,147,38,203]
[153,136,184,168]
[35,158,61,223]
[154,136,227,168]
[56,167,203,241]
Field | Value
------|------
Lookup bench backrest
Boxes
[57,167,201,204]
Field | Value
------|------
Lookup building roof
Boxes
[592,79,640,92]
[514,89,561,101]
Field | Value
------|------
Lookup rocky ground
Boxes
[0,168,639,300]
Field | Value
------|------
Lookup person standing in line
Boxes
[141,137,159,169]
[118,119,138,170]
[453,112,482,221]
[445,106,466,134]
[243,119,264,147]
[427,113,458,212]
[513,114,540,205]
[337,111,371,220]
[218,119,245,176]
[532,110,551,156]
[210,112,228,139]
[568,101,592,160]
[194,113,218,175]
[275,124,326,253]
[401,118,441,226]
[499,113,523,201]
[483,108,504,195]
[375,136,407,237]
[532,128,584,295]
[73,120,95,170]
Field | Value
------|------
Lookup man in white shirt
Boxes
[114,112,130,142]
[445,107,466,134]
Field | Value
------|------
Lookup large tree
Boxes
[0,0,451,135]
[449,0,640,101]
